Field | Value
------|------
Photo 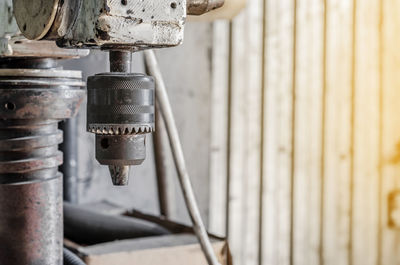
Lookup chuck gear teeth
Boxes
[86,72,155,136]
[88,124,154,135]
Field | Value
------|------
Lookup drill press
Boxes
[12,0,187,185]
[0,0,224,264]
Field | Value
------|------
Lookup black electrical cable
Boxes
[63,248,86,265]
[64,202,171,245]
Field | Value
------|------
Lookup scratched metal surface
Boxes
[59,0,186,49]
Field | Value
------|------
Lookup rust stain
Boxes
[387,141,400,164]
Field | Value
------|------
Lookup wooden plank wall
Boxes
[209,0,400,264]
[381,0,400,264]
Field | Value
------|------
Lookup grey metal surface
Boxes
[96,134,146,185]
[108,165,131,186]
[96,134,146,165]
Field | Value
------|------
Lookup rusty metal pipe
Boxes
[0,58,85,265]
[0,176,63,265]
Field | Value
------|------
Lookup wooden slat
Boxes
[241,0,263,262]
[260,0,295,264]
[322,1,354,265]
[292,0,324,264]
[381,0,400,264]
[208,20,230,237]
[227,11,248,265]
[227,0,263,263]
[351,0,380,264]
[222,1,400,265]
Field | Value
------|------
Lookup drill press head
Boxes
[11,0,224,185]
[11,0,181,185]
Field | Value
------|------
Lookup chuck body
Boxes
[87,72,155,185]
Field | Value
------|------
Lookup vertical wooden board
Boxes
[209,20,230,237]
[292,0,324,264]
[261,0,295,265]
[322,1,353,265]
[227,11,247,265]
[241,0,263,263]
[352,0,380,265]
[381,0,400,264]
[227,0,263,262]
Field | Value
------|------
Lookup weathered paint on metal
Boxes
[187,0,224,15]
[0,0,17,36]
[16,0,187,49]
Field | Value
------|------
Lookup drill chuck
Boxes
[87,72,155,185]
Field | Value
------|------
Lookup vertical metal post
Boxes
[153,103,174,218]
[0,58,85,265]
[109,50,132,72]
[60,116,79,203]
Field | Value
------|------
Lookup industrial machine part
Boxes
[0,57,85,264]
[12,0,222,46]
[60,116,80,202]
[13,0,186,48]
[87,50,154,185]
[0,3,86,264]
[11,0,170,184]
[10,0,224,186]
[64,248,86,265]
